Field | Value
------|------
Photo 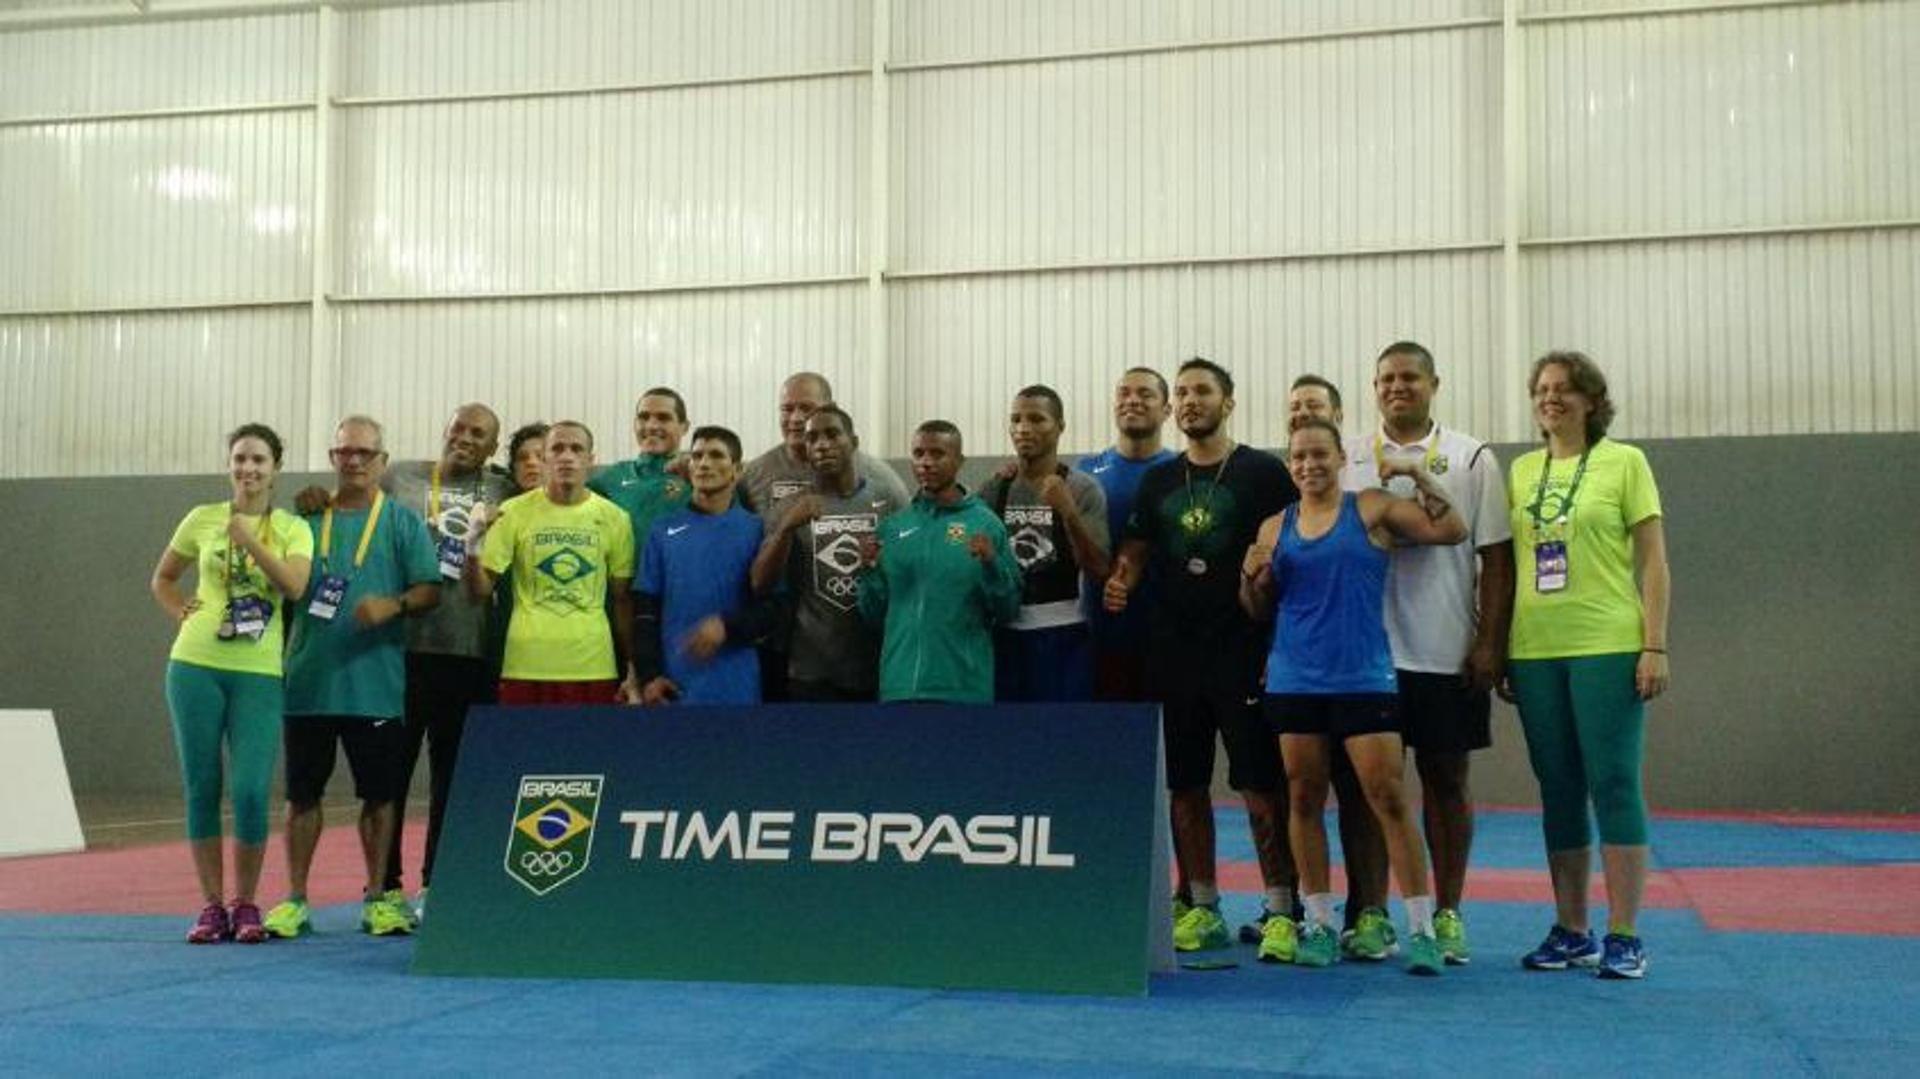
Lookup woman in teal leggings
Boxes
[150,424,312,943]
[1503,352,1671,980]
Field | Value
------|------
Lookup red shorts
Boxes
[497,679,622,707]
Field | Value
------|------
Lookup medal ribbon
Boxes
[224,506,273,597]
[1526,445,1593,533]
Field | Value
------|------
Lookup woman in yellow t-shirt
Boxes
[1503,352,1671,981]
[149,424,313,944]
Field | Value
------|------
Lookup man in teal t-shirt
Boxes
[266,416,441,941]
[588,386,693,560]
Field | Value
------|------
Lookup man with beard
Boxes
[1105,358,1300,959]
[750,407,906,701]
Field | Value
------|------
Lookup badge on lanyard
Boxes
[309,574,349,620]
[1533,536,1569,593]
[436,534,466,580]
[1526,447,1590,595]
[222,596,272,641]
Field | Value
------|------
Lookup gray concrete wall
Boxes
[3,434,1916,812]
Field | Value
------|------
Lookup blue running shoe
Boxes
[1597,933,1647,979]
[1521,925,1600,970]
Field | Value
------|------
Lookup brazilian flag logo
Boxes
[505,774,604,896]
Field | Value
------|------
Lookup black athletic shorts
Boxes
[1396,670,1493,753]
[1264,693,1401,741]
[1149,639,1280,793]
[284,715,410,805]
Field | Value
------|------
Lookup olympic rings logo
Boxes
[519,850,576,876]
[825,575,859,597]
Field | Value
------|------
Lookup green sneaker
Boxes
[1295,923,1340,968]
[1171,894,1192,922]
[1256,913,1298,964]
[1434,908,1471,965]
[1341,906,1399,961]
[380,888,420,929]
[261,899,310,939]
[1405,930,1444,976]
[1172,904,1230,952]
[361,895,414,936]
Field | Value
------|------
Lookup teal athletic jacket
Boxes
[858,490,1023,704]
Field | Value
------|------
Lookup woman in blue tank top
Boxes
[1240,418,1467,974]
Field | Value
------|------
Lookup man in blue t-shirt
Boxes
[267,415,441,940]
[633,426,774,706]
[1076,367,1177,701]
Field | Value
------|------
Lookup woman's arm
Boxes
[1632,516,1671,700]
[150,548,198,622]
[1238,514,1283,620]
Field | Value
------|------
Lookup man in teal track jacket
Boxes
[858,420,1022,704]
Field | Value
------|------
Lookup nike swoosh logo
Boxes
[1091,465,1112,474]
[667,525,689,536]
[896,528,918,539]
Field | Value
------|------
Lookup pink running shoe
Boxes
[187,902,230,944]
[229,901,267,944]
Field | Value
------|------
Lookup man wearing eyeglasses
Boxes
[264,415,441,941]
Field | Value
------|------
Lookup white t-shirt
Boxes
[1342,423,1512,674]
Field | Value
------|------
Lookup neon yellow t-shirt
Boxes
[1508,439,1662,660]
[167,502,316,677]
[482,489,636,681]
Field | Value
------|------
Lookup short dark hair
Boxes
[690,425,743,463]
[808,405,855,438]
[1287,416,1345,449]
[637,387,687,423]
[1377,340,1436,377]
[784,372,834,401]
[226,422,285,465]
[1290,373,1343,412]
[1123,366,1169,400]
[1177,356,1234,399]
[915,419,963,448]
[1530,351,1616,442]
[1013,384,1064,421]
[547,420,595,451]
[506,422,549,464]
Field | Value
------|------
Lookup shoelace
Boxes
[194,904,228,935]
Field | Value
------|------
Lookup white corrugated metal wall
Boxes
[0,0,1913,477]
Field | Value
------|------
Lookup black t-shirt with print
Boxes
[1126,445,1298,651]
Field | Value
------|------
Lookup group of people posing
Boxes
[151,344,1671,982]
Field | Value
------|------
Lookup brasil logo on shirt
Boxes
[505,774,604,896]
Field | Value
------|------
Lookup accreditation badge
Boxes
[224,596,273,641]
[437,534,467,579]
[308,574,349,621]
[1533,539,1569,593]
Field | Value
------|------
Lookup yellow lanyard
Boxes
[320,490,385,570]
[1374,427,1441,479]
[225,506,273,592]
[429,462,443,523]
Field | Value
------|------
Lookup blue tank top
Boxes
[1264,493,1397,695]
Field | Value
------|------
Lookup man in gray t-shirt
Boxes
[741,372,909,700]
[978,385,1109,702]
[379,403,516,910]
[749,406,904,700]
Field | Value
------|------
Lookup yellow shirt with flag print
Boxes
[482,489,636,681]
[167,502,316,677]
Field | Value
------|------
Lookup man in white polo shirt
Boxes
[1342,340,1514,966]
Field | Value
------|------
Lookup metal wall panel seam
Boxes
[888,17,1503,73]
[0,299,311,319]
[1519,0,1881,25]
[888,242,1507,281]
[332,67,871,109]
[1523,219,1920,247]
[0,102,312,129]
[0,1,448,33]
[304,1,337,472]
[328,275,870,305]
